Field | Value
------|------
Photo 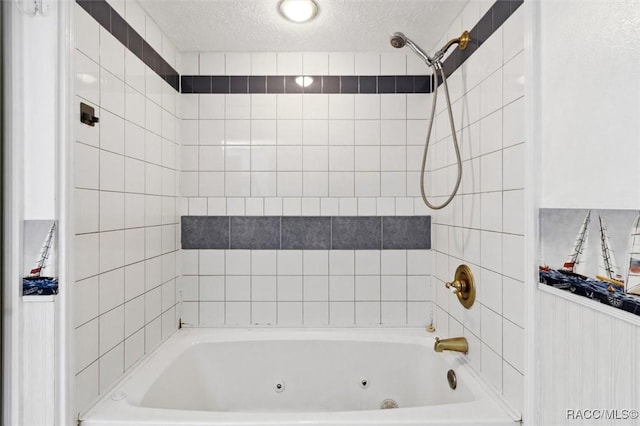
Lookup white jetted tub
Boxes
[81,328,519,426]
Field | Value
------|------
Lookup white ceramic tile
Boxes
[277,302,303,325]
[226,276,250,301]
[303,52,329,75]
[251,172,277,197]
[224,250,250,275]
[277,95,303,120]
[100,69,125,117]
[75,5,99,62]
[199,120,225,146]
[99,305,124,355]
[198,250,223,275]
[251,53,277,75]
[197,276,223,301]
[381,276,407,301]
[381,301,407,325]
[302,251,328,276]
[302,146,328,171]
[299,197,320,215]
[329,276,354,302]
[200,95,225,119]
[303,276,329,302]
[328,53,354,75]
[354,172,380,197]
[75,276,99,327]
[76,52,100,105]
[380,94,406,120]
[200,53,225,75]
[329,251,354,275]
[225,302,251,325]
[251,95,277,120]
[481,342,503,392]
[75,319,99,372]
[125,85,145,127]
[225,95,251,119]
[75,361,98,412]
[277,52,303,74]
[251,120,277,145]
[124,295,145,338]
[276,120,303,145]
[303,301,329,325]
[144,317,162,353]
[354,95,380,119]
[277,276,303,301]
[302,173,328,197]
[328,173,355,197]
[329,302,355,325]
[251,146,277,171]
[200,302,225,326]
[224,172,250,196]
[225,53,251,75]
[252,302,277,325]
[124,329,145,370]
[380,52,406,75]
[355,120,380,146]
[503,97,524,148]
[354,53,380,74]
[355,301,380,325]
[207,197,227,215]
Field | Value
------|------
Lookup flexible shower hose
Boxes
[419,61,463,210]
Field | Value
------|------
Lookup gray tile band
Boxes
[182,216,430,250]
[332,217,382,250]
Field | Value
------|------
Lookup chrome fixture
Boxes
[389,30,470,210]
[445,264,476,309]
[434,336,468,354]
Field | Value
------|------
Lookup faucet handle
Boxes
[445,265,476,309]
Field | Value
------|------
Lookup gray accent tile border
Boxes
[230,217,280,249]
[181,216,430,250]
[332,217,382,250]
[383,216,431,249]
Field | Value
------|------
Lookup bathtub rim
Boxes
[81,327,521,424]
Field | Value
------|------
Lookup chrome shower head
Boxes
[389,32,433,65]
[390,32,407,49]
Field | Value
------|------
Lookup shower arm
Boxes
[432,31,470,63]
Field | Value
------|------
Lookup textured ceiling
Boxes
[137,0,468,53]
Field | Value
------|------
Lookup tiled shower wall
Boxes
[73,0,181,414]
[428,1,525,416]
[179,51,434,327]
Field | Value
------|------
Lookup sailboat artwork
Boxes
[22,221,59,296]
[539,209,640,316]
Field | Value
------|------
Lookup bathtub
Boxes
[81,328,519,426]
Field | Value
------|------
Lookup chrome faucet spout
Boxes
[434,337,468,354]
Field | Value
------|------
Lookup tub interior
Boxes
[139,340,475,412]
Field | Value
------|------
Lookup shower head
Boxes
[390,32,407,49]
[389,32,433,65]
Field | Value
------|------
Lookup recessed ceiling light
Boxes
[279,0,319,23]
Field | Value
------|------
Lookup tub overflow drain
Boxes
[447,369,457,390]
[380,399,399,409]
[275,381,285,393]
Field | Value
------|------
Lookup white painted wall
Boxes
[539,1,640,209]
[535,1,640,424]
